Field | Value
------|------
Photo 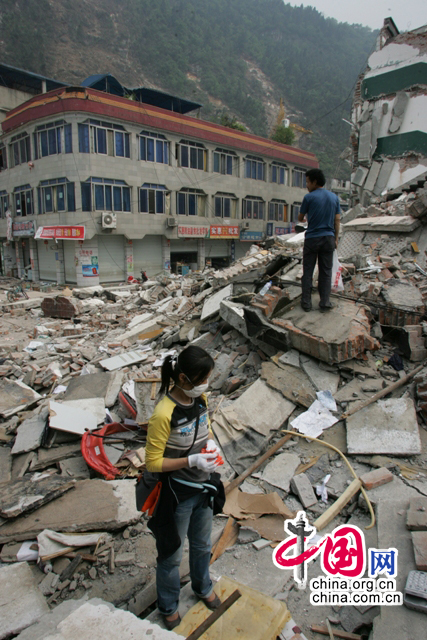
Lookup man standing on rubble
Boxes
[298,168,341,312]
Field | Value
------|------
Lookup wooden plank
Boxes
[311,624,362,640]
[210,516,239,565]
[150,382,157,401]
[133,377,162,383]
[313,479,362,531]
[185,590,241,640]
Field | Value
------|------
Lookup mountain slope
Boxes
[0,0,377,177]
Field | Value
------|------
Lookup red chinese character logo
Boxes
[321,526,365,578]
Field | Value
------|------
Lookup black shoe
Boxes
[202,593,222,610]
[301,304,312,312]
[164,613,181,630]
[319,303,334,313]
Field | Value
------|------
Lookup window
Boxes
[245,156,265,181]
[292,167,306,188]
[177,188,206,216]
[242,197,265,220]
[9,132,31,167]
[14,185,34,216]
[270,162,288,185]
[214,193,237,219]
[268,200,287,222]
[177,140,207,171]
[33,121,72,159]
[139,131,169,164]
[291,203,302,221]
[0,145,7,171]
[213,149,238,176]
[139,183,170,214]
[78,120,130,158]
[81,178,131,212]
[0,191,9,218]
[37,179,75,214]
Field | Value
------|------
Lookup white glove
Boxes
[188,453,218,472]
[205,438,221,457]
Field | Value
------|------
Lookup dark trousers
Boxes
[301,235,335,309]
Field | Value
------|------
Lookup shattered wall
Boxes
[350,19,427,205]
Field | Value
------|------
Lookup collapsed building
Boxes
[349,17,427,206]
[2,174,427,638]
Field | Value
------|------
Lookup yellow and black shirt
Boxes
[145,392,212,484]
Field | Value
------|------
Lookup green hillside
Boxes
[0,0,377,178]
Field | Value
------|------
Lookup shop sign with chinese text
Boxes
[178,225,210,238]
[35,226,85,240]
[12,220,35,237]
[209,225,239,239]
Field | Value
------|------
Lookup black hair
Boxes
[159,345,215,396]
[305,168,326,187]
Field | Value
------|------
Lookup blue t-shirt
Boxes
[300,189,341,239]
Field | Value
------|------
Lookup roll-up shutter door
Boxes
[234,241,248,260]
[205,239,229,258]
[37,240,58,281]
[64,241,77,284]
[133,235,163,277]
[98,235,126,283]
[170,239,199,253]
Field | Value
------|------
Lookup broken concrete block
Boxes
[0,378,42,418]
[11,408,48,455]
[31,443,82,471]
[406,497,427,531]
[0,479,141,543]
[38,572,59,596]
[299,354,340,394]
[100,349,149,371]
[59,457,90,479]
[360,467,393,490]
[0,474,75,518]
[261,360,316,408]
[259,453,300,493]
[346,397,421,456]
[411,532,427,571]
[272,296,379,365]
[41,296,80,319]
[0,562,49,638]
[290,473,317,508]
[0,447,12,485]
[209,353,235,390]
[49,400,98,435]
[201,284,233,321]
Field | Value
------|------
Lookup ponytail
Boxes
[159,346,214,397]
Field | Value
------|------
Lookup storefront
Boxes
[12,220,36,278]
[133,235,163,278]
[97,234,125,283]
[35,225,86,284]
[204,224,239,269]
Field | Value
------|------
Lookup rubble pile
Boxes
[1,199,427,637]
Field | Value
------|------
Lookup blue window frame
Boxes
[37,179,75,214]
[9,133,31,167]
[14,184,34,216]
[213,149,237,176]
[33,121,72,159]
[214,193,237,218]
[139,131,169,164]
[242,197,265,220]
[176,189,206,216]
[245,156,265,181]
[271,162,287,185]
[177,140,206,170]
[81,178,131,212]
[139,184,168,214]
[268,200,286,222]
[78,121,130,157]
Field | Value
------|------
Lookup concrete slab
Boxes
[11,408,48,455]
[59,456,90,479]
[30,443,82,471]
[373,499,426,640]
[100,349,149,371]
[278,349,300,368]
[0,562,49,639]
[219,299,248,337]
[343,215,420,233]
[0,473,75,518]
[0,446,12,484]
[0,479,141,543]
[201,284,233,321]
[116,317,164,346]
[257,452,300,493]
[300,355,340,394]
[346,397,421,455]
[49,400,98,435]
[290,472,318,508]
[261,360,316,408]
[272,295,379,364]
[406,497,427,530]
[63,371,123,408]
[0,378,42,418]
[17,599,182,640]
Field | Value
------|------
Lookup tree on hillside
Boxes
[271,124,295,146]
[220,113,246,132]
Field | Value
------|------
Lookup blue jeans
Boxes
[156,492,213,616]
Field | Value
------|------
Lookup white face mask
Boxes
[182,382,209,398]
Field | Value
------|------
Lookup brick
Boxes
[41,296,80,319]
[360,467,393,490]
[406,497,427,531]
[290,473,317,508]
[411,531,427,571]
[222,376,247,395]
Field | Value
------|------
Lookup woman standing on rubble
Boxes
[145,345,224,630]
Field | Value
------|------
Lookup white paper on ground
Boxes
[316,390,337,412]
[316,473,331,503]
[122,379,136,401]
[53,385,68,394]
[290,400,338,438]
[153,349,177,368]
[16,540,39,562]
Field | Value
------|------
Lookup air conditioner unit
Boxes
[167,217,177,227]
[102,212,117,229]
